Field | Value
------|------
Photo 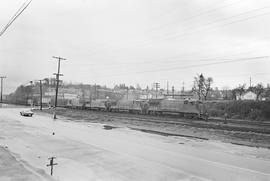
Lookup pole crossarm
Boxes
[47,157,57,176]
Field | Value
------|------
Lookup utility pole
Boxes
[182,82,185,93]
[46,157,57,176]
[249,76,252,88]
[126,87,129,100]
[172,86,175,99]
[146,85,149,99]
[0,76,6,103]
[52,56,66,119]
[166,81,169,95]
[89,85,92,105]
[154,82,160,99]
[52,56,66,107]
[36,79,44,110]
[29,81,33,107]
[94,83,97,100]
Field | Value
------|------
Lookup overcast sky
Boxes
[1,0,270,93]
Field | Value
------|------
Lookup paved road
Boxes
[0,108,270,181]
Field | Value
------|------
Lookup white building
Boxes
[237,91,257,100]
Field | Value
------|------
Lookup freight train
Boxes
[65,98,208,119]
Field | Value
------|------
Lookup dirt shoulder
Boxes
[35,108,270,149]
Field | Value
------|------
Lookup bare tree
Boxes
[201,77,213,100]
[193,74,203,100]
[251,83,264,100]
[232,84,246,100]
[192,74,213,100]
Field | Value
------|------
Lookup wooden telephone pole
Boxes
[172,86,175,98]
[46,157,57,176]
[0,76,6,103]
[154,82,160,99]
[167,81,169,95]
[36,79,44,110]
[52,56,66,119]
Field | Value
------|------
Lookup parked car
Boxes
[20,110,34,117]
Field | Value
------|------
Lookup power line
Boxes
[0,0,32,37]
[81,4,270,65]
[74,51,267,76]
[130,4,270,49]
[165,8,270,42]
[92,56,268,78]
[147,0,230,25]
[1,0,32,35]
[144,0,242,34]
[2,1,28,31]
[36,2,270,69]
[70,33,270,74]
[162,3,270,33]
[68,35,270,76]
[82,0,240,56]
[133,4,270,51]
[73,49,259,70]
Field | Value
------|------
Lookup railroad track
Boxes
[54,108,270,135]
[102,114,270,134]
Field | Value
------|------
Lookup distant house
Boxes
[237,91,257,100]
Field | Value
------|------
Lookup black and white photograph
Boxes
[0,0,270,180]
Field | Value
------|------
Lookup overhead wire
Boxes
[72,52,257,71]
[56,1,270,69]
[77,0,241,57]
[75,56,269,90]
[143,0,242,34]
[63,3,270,83]
[0,0,32,37]
[83,56,269,78]
[1,1,27,33]
[71,34,270,71]
[81,3,270,66]
[163,7,270,42]
[125,4,270,49]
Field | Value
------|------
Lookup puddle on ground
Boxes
[103,125,118,130]
[129,127,209,140]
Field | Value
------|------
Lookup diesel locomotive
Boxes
[66,98,208,119]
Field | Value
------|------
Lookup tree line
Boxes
[192,74,270,101]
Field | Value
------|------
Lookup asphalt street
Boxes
[0,108,270,181]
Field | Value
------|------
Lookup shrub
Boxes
[205,100,270,121]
